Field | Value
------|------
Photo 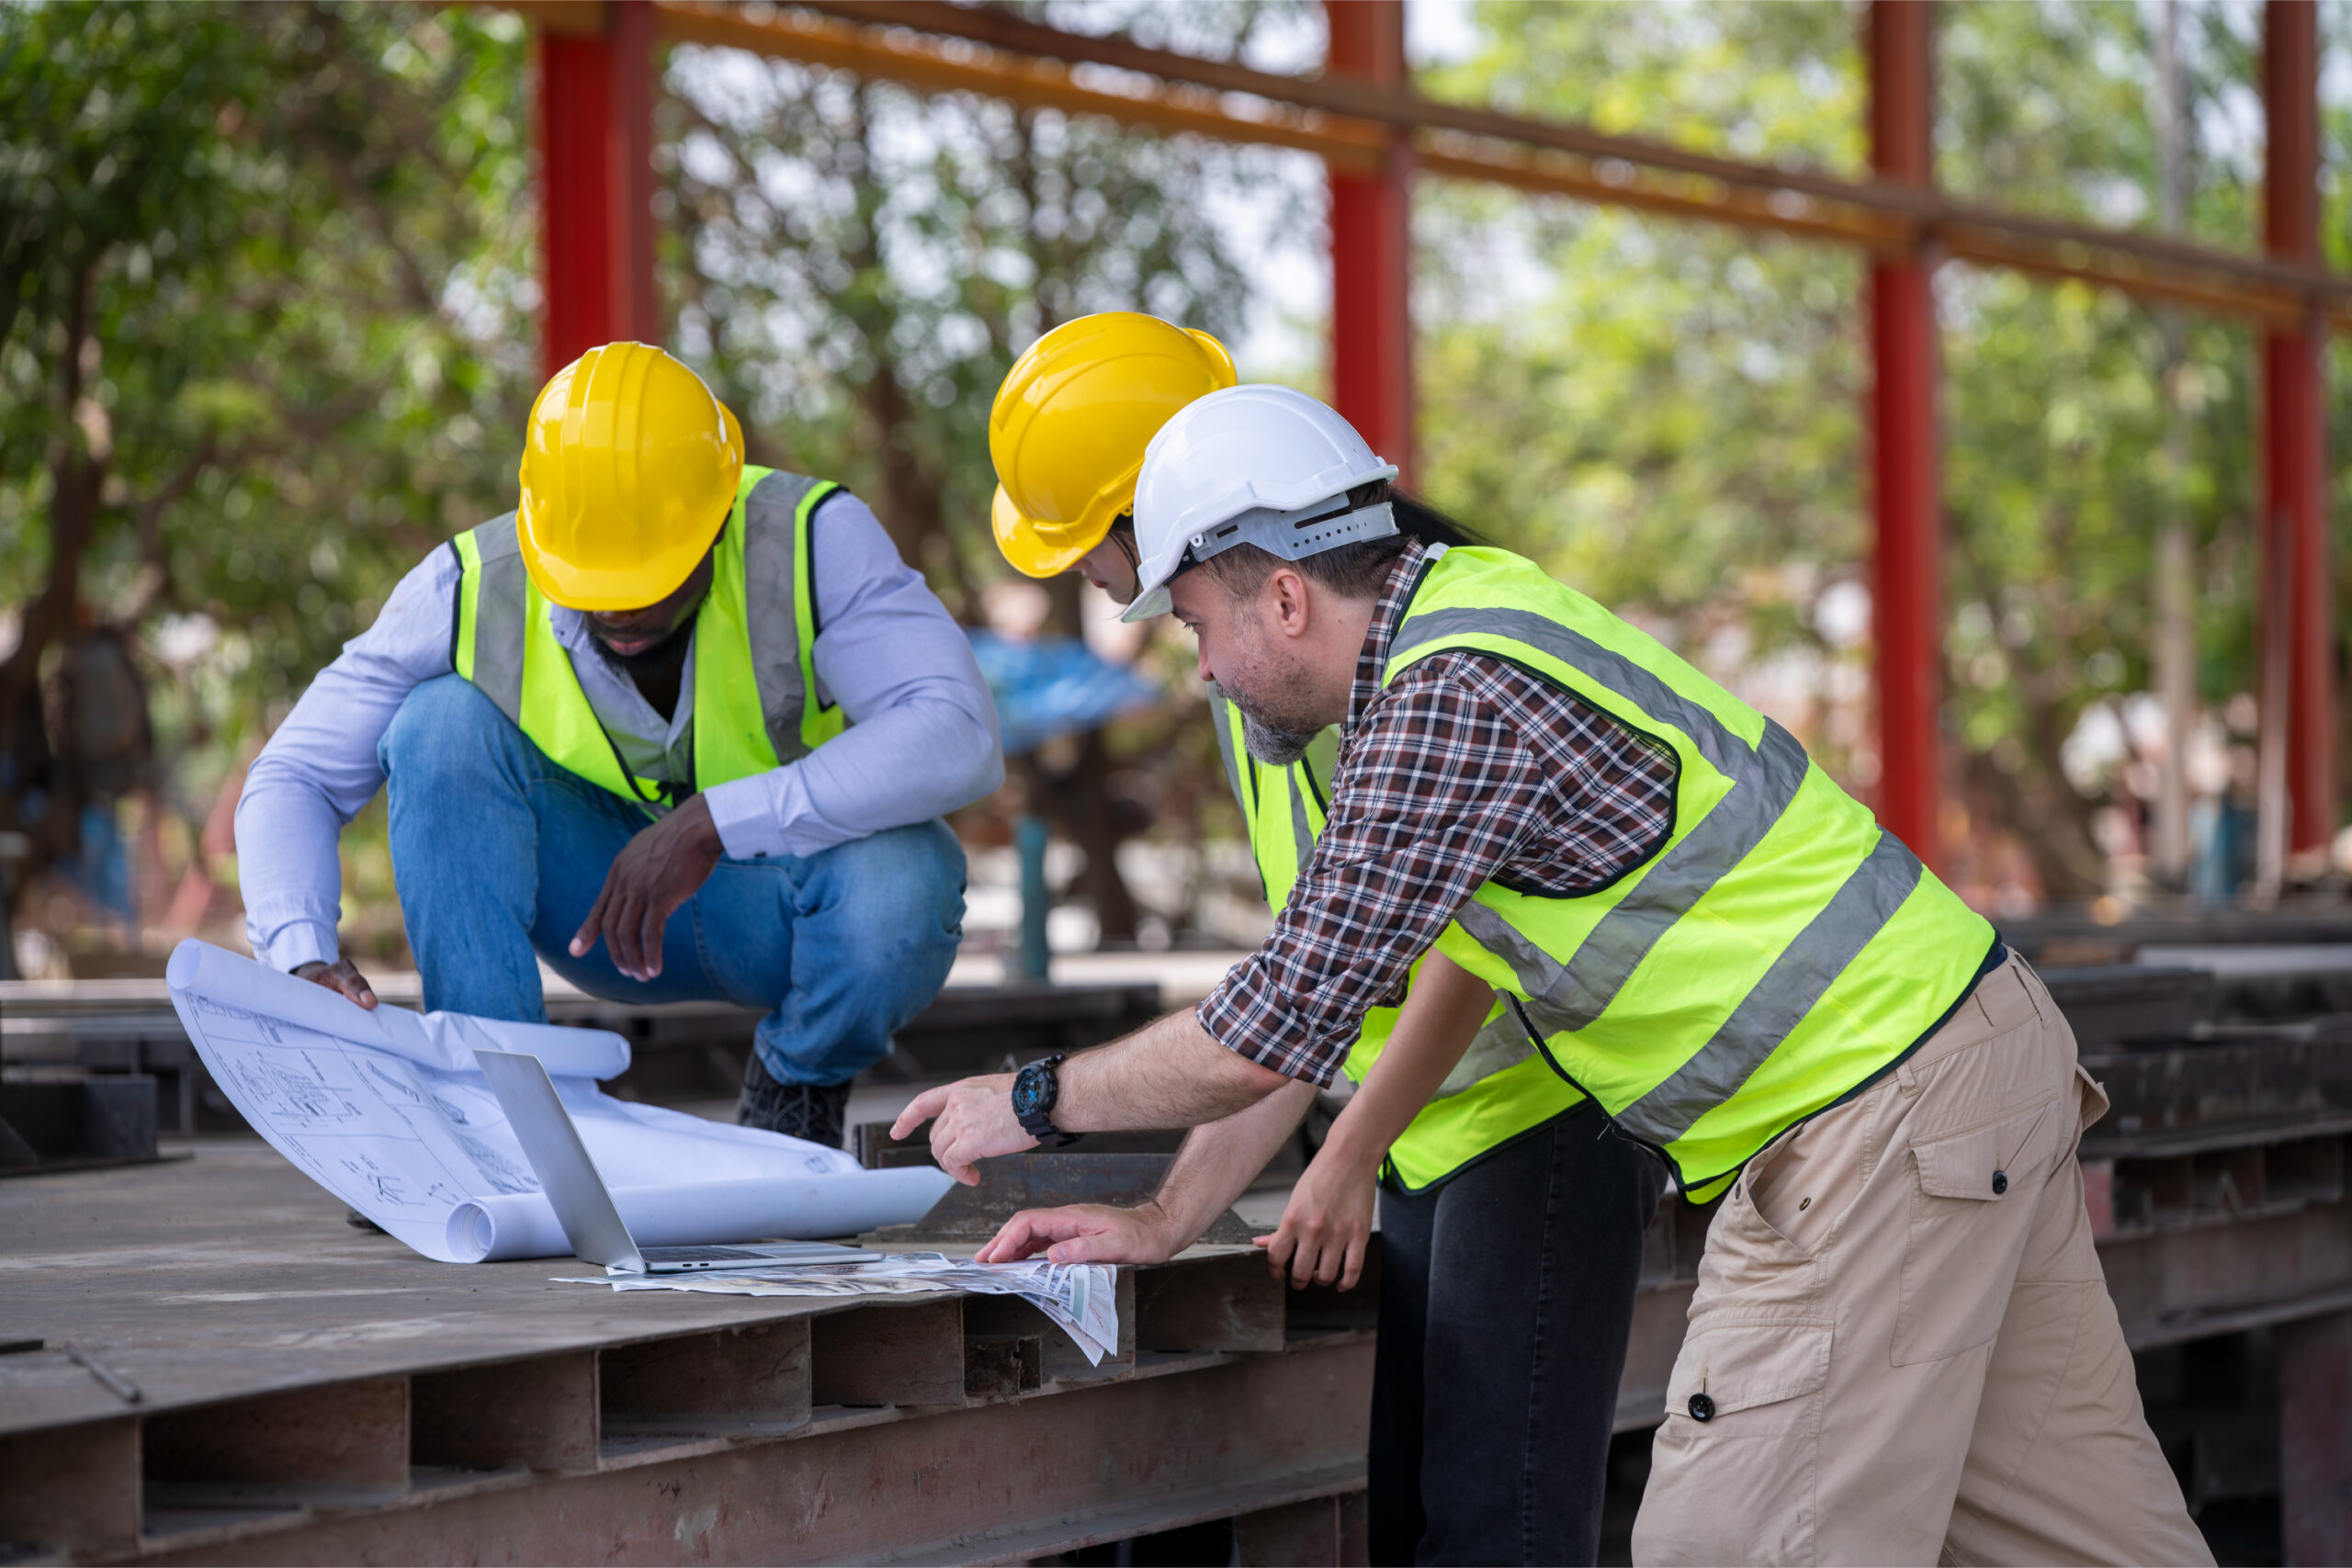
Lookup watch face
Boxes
[1011,1068,1046,1118]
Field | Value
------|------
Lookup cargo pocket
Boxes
[1893,1096,2056,1366]
[2073,1063,2110,1138]
[1640,1319,1830,1564]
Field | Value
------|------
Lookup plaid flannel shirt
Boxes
[1196,541,1679,1085]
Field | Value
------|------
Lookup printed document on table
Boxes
[165,940,949,1262]
[553,1252,1122,1364]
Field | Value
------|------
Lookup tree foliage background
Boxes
[2,0,2347,974]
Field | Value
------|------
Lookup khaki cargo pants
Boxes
[1633,952,2212,1566]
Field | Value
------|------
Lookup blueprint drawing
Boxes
[165,940,949,1262]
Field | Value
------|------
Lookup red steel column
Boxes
[537,0,661,382]
[1868,1,1942,868]
[1325,1,1414,481]
[2263,0,2334,856]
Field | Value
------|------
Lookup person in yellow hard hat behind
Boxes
[989,310,1238,600]
[975,316,1665,1567]
[235,342,1003,1149]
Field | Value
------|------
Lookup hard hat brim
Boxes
[517,497,729,611]
[992,485,1103,580]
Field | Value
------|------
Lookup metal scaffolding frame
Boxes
[517,0,2339,865]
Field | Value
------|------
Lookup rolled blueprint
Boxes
[446,1168,956,1262]
[165,939,949,1263]
[165,938,630,1079]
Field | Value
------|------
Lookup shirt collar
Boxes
[1347,539,1433,731]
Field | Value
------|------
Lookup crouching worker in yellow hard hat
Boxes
[983,313,1665,1567]
[235,344,1001,1147]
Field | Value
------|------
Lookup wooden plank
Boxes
[411,1350,598,1472]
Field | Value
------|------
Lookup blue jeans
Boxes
[379,675,966,1087]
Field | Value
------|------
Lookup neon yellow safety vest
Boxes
[448,467,847,810]
[1210,694,1585,1190]
[1375,545,1996,1200]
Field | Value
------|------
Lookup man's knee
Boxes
[806,821,966,958]
[379,674,521,784]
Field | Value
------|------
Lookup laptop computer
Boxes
[474,1048,868,1274]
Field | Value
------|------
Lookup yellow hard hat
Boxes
[515,342,746,611]
[989,313,1237,579]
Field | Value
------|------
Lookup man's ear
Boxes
[1266,566,1313,639]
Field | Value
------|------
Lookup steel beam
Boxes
[753,0,2352,330]
[2263,1,2334,858]
[122,1341,1374,1567]
[1324,2,1414,480]
[1868,2,1942,868]
[537,0,661,380]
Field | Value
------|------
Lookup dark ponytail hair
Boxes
[1385,485,1482,551]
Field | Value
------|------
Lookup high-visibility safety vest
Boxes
[1211,696,1586,1190]
[1366,545,1996,1200]
[449,467,846,810]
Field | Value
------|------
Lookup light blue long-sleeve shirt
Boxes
[234,491,1003,972]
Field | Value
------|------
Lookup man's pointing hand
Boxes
[889,1073,1035,1185]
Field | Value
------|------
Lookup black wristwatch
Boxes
[1011,1054,1082,1148]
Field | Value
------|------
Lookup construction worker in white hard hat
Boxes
[985,318,1665,1566]
[235,343,1002,1150]
[907,384,2210,1565]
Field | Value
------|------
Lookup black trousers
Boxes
[1368,1100,1666,1566]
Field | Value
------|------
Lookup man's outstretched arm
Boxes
[891,1007,1294,1184]
[976,1078,1317,1265]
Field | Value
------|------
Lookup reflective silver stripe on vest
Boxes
[1432,1004,1538,1100]
[1207,692,1250,820]
[1612,830,1922,1145]
[465,514,529,725]
[741,471,823,766]
[1396,606,1758,779]
[1548,722,1810,1028]
[459,476,820,767]
[1397,605,1817,1027]
[1288,773,1316,879]
[1394,602,1928,1142]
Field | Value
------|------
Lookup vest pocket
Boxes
[1894,1096,2056,1365]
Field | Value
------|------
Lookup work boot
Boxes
[736,1051,852,1149]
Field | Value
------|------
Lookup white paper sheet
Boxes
[553,1252,1121,1364]
[165,939,952,1262]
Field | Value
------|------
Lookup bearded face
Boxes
[1207,593,1326,766]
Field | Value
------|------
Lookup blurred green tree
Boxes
[0,1,534,961]
[1413,0,2287,903]
[661,1,1308,939]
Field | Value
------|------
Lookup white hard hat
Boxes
[1121,384,1400,622]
